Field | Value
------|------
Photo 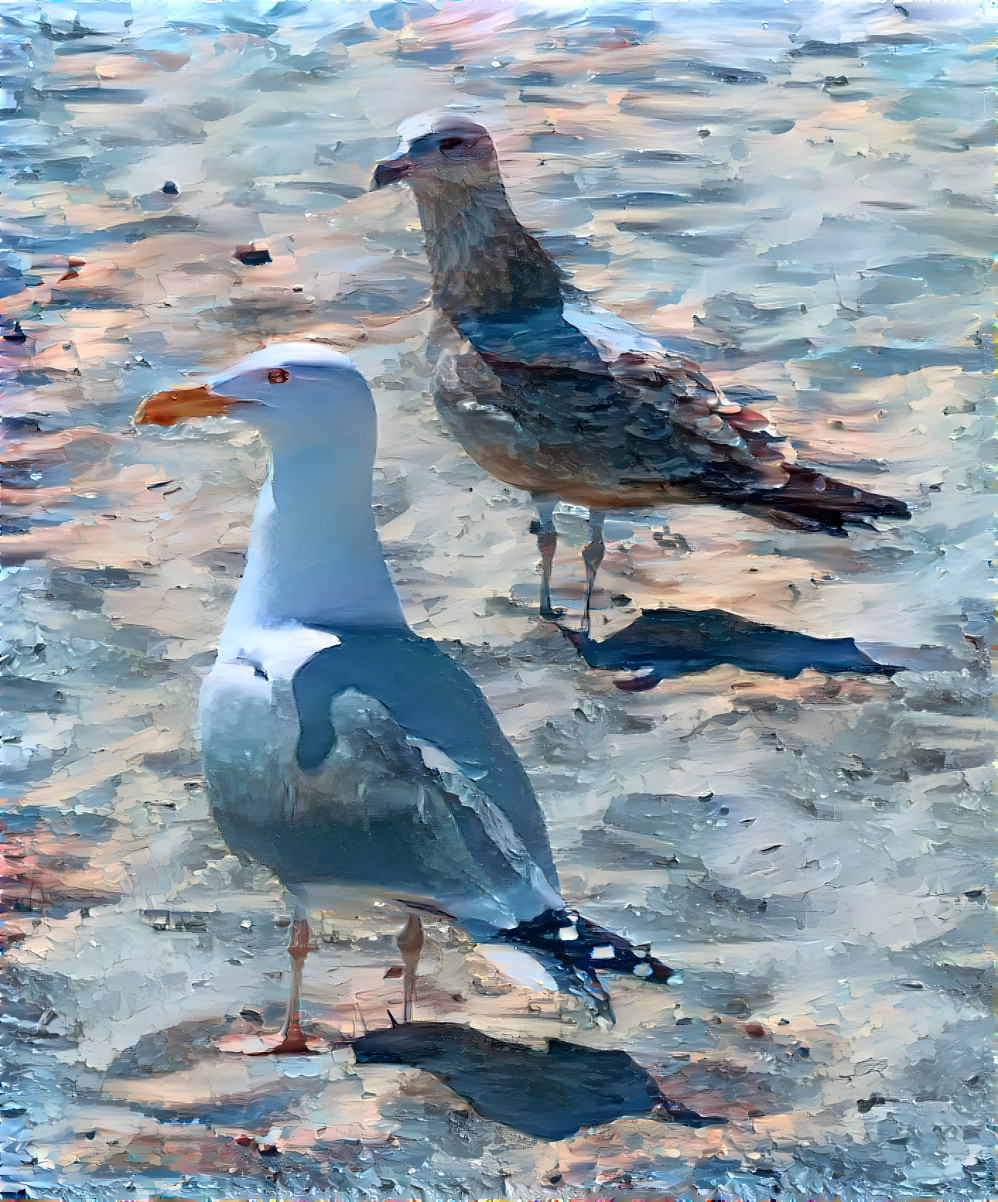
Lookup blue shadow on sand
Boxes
[351,1020,726,1140]
[562,607,899,690]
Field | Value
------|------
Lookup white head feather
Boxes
[395,109,514,152]
[219,341,358,379]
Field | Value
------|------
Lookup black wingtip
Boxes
[877,494,911,520]
[745,469,912,535]
[495,909,675,985]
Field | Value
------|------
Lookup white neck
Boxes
[219,414,405,650]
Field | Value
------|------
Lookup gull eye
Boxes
[438,136,465,154]
[268,368,290,384]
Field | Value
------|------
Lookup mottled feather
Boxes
[375,117,910,533]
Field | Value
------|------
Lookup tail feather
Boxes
[734,466,910,536]
[494,908,674,1014]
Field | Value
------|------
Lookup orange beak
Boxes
[134,384,244,426]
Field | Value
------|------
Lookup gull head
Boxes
[135,342,374,438]
[372,112,499,193]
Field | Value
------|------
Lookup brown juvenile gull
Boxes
[372,113,910,630]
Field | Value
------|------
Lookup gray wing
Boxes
[292,629,559,888]
[200,646,562,931]
[444,301,792,495]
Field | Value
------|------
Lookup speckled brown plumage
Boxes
[374,115,910,626]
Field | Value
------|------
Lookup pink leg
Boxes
[531,501,561,620]
[397,915,423,1024]
[251,917,319,1055]
[580,512,606,634]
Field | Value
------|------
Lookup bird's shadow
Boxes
[561,607,900,690]
[101,1016,727,1142]
[350,1019,726,1140]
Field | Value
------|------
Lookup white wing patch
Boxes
[476,944,560,991]
[563,301,665,361]
[408,736,486,781]
[219,623,342,683]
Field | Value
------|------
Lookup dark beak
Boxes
[371,157,414,190]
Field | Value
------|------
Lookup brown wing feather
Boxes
[608,349,791,487]
[433,316,908,526]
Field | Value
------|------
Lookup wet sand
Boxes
[0,2,991,1198]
